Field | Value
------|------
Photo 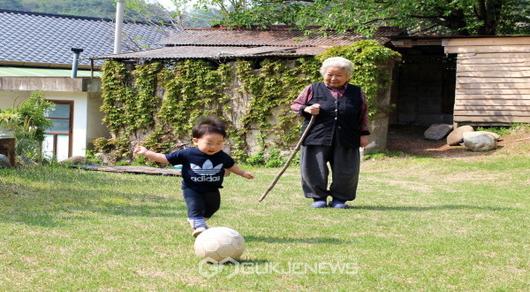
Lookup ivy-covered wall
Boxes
[97,40,400,163]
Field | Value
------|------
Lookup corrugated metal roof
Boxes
[0,9,169,67]
[373,26,408,38]
[97,27,368,60]
[162,28,364,47]
[96,45,328,60]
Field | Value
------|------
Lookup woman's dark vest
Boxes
[301,82,363,148]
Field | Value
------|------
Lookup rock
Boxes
[95,152,112,165]
[447,125,474,146]
[476,131,501,141]
[0,154,10,168]
[463,132,497,152]
[60,155,87,165]
[424,124,453,140]
[18,156,37,166]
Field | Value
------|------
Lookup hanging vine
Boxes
[156,60,233,140]
[132,62,161,132]
[234,58,320,156]
[100,60,132,136]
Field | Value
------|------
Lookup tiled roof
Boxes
[99,27,366,60]
[0,9,169,67]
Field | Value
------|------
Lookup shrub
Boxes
[0,92,53,162]
[265,148,285,168]
[246,151,265,166]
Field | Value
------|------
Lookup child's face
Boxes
[193,133,225,155]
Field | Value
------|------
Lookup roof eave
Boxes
[0,60,96,70]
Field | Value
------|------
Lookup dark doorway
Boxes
[391,45,456,126]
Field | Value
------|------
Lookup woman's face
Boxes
[323,66,350,88]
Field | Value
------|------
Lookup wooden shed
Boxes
[442,36,530,125]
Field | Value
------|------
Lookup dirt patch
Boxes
[386,125,530,158]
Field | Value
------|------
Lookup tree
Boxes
[196,0,530,35]
[195,0,306,28]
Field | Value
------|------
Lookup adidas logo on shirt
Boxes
[190,159,223,182]
[191,160,223,175]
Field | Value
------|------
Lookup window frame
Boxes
[44,100,73,158]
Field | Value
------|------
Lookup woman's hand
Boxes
[304,104,320,115]
[360,136,369,148]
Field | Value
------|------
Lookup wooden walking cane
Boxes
[259,114,316,202]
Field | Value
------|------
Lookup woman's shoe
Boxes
[311,199,327,208]
[329,199,347,209]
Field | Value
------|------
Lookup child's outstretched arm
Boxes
[228,165,254,179]
[133,145,169,164]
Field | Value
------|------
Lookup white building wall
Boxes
[87,92,108,144]
[44,92,88,157]
[0,90,31,108]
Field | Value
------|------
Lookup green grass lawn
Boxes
[1,152,529,290]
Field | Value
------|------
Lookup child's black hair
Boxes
[192,117,227,138]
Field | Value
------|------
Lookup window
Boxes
[42,101,73,160]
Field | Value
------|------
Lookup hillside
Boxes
[0,0,167,21]
[0,0,216,27]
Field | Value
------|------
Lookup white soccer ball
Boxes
[194,227,245,262]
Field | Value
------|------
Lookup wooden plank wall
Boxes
[444,37,530,124]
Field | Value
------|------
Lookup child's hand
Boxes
[242,171,254,179]
[228,166,254,179]
[134,145,148,155]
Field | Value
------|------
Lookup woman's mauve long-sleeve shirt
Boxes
[291,84,370,135]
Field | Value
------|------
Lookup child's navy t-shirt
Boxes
[165,147,235,192]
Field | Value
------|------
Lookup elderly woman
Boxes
[291,56,370,208]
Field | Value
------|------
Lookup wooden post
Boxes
[0,138,16,167]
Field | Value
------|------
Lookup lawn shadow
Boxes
[0,181,184,227]
[237,258,270,265]
[350,204,516,212]
[68,191,184,218]
[245,235,350,244]
[0,212,64,228]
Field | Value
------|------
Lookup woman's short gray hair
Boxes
[319,57,354,78]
